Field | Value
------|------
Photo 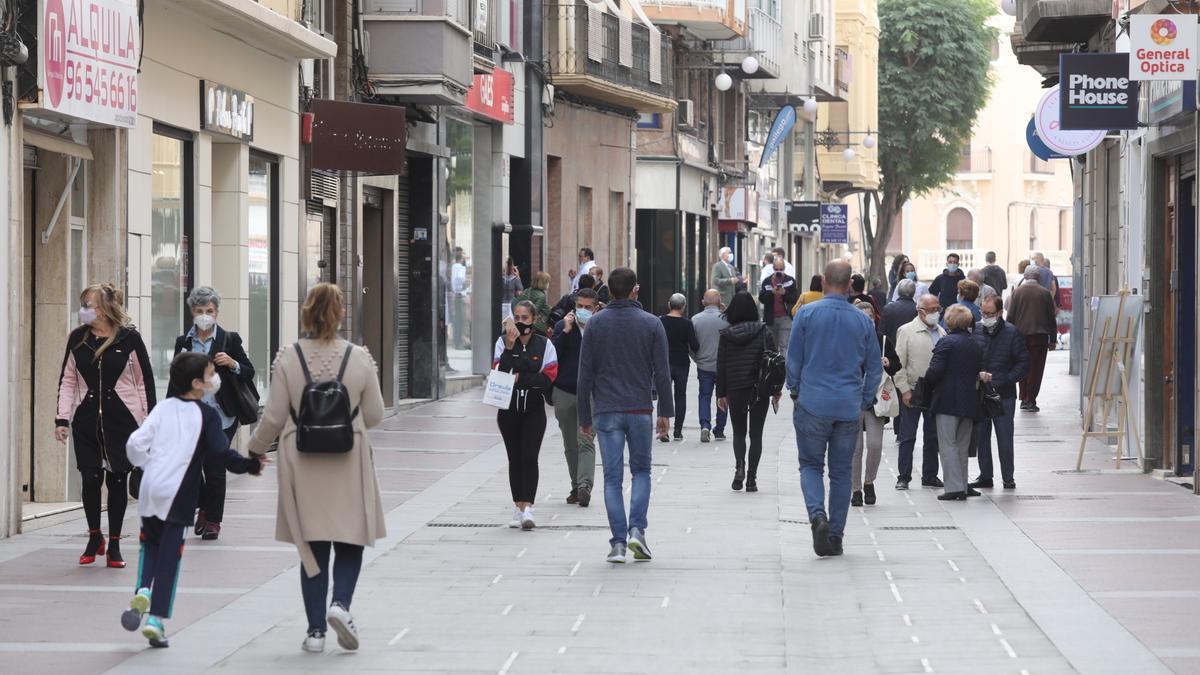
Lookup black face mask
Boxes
[515,322,534,336]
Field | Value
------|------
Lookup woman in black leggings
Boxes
[493,301,559,529]
[716,292,781,492]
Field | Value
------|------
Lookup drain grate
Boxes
[878,526,959,531]
[779,519,810,525]
[426,523,502,528]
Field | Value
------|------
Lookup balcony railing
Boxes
[473,0,497,62]
[716,6,781,79]
[364,0,470,27]
[545,2,674,109]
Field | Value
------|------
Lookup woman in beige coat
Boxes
[248,283,386,655]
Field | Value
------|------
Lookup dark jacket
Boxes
[595,283,611,304]
[168,326,258,418]
[577,299,674,426]
[928,268,966,311]
[56,325,157,473]
[549,292,579,325]
[660,315,700,369]
[512,288,551,335]
[1007,282,1057,337]
[759,273,800,325]
[882,296,918,348]
[551,319,583,394]
[981,264,1008,296]
[716,321,776,398]
[169,402,262,525]
[973,319,1030,400]
[493,333,557,412]
[923,329,983,419]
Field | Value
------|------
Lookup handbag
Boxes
[978,381,1004,419]
[909,376,933,411]
[483,368,517,409]
[217,332,260,425]
[754,329,786,403]
[873,337,900,418]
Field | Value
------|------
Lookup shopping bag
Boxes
[874,376,900,418]
[482,369,516,409]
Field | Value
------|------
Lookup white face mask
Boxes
[194,314,216,332]
[923,312,940,327]
[204,373,221,395]
[79,308,97,325]
[981,316,999,329]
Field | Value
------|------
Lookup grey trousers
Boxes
[935,414,974,494]
[772,315,793,355]
[852,411,886,491]
[552,390,596,490]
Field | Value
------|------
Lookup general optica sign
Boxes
[1129,14,1197,81]
[39,0,139,128]
[1034,86,1105,157]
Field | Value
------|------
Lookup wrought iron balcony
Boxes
[545,2,676,113]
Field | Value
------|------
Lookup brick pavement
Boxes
[0,352,1196,673]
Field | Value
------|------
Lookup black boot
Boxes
[851,491,863,507]
[745,474,758,492]
[732,464,745,491]
[863,484,877,505]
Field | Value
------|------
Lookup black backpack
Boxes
[755,328,787,402]
[289,343,358,454]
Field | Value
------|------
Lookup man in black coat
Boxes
[882,279,919,348]
[928,252,966,311]
[167,286,257,540]
[970,294,1030,490]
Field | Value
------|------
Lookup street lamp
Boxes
[1000,0,1017,16]
[741,55,759,75]
[815,127,879,159]
[862,134,876,149]
[802,98,819,117]
[715,72,733,91]
[842,147,856,161]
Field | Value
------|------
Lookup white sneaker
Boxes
[509,509,522,528]
[326,603,359,651]
[302,630,326,653]
[521,507,536,530]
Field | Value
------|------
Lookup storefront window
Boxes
[150,132,192,398]
[444,119,474,378]
[248,154,278,394]
[68,162,88,322]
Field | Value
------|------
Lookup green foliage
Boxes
[878,0,996,203]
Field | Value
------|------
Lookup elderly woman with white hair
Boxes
[659,293,699,442]
[168,285,258,540]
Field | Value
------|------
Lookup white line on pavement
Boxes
[876,550,886,562]
[991,623,1003,636]
[1000,638,1018,659]
[569,561,581,577]
[571,614,585,633]
[498,651,519,675]
[884,571,894,581]
[492,574,503,585]
[903,614,912,627]
[911,635,920,644]
[959,577,967,584]
[558,646,567,655]
[563,532,572,540]
[501,604,513,616]
[516,548,526,558]
[552,514,560,521]
[592,583,603,597]
[974,599,989,615]
[388,628,409,646]
[686,527,692,534]
[890,583,903,603]
[661,597,670,608]
[921,657,934,673]
[947,559,960,572]
[915,511,923,519]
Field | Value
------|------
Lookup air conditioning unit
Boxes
[677,99,695,130]
[808,13,825,40]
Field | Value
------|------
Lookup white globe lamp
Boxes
[862,134,876,149]
[715,72,733,91]
[741,56,759,75]
[842,147,857,161]
[1000,0,1017,16]
[803,98,819,116]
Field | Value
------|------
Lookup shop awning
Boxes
[23,127,93,161]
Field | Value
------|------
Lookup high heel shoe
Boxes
[80,529,105,565]
[106,536,126,569]
[731,465,745,491]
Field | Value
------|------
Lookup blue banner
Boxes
[759,105,797,168]
[1025,118,1066,161]
[820,204,849,244]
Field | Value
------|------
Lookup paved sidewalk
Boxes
[1,352,1198,673]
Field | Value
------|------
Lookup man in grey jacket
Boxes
[578,268,674,564]
[691,289,729,443]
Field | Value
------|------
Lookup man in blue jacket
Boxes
[787,260,883,557]
[578,269,674,564]
[928,252,966,312]
[970,295,1030,490]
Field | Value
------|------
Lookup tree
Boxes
[863,0,996,284]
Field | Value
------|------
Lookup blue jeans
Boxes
[696,369,727,434]
[976,397,1017,482]
[896,404,940,482]
[794,405,859,538]
[594,412,653,546]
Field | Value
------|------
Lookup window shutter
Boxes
[649,28,662,83]
[588,5,603,63]
[619,15,632,67]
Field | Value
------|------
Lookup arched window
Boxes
[947,207,973,250]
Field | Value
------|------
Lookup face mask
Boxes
[947,264,959,273]
[78,308,97,325]
[203,373,221,395]
[515,322,534,336]
[981,316,999,329]
[923,312,940,327]
[574,309,593,325]
[194,314,216,332]
[905,271,917,281]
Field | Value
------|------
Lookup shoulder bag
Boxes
[217,331,260,425]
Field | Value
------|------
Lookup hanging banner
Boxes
[38,0,139,127]
[759,105,796,168]
[1026,118,1066,161]
[820,204,849,244]
[1034,86,1105,156]
[1129,14,1197,81]
[1059,53,1139,130]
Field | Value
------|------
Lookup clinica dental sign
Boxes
[1060,53,1140,131]
[1129,15,1198,81]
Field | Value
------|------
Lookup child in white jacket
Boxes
[121,351,268,647]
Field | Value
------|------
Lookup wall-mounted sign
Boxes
[1129,14,1197,81]
[1026,118,1067,161]
[820,204,849,244]
[201,81,254,141]
[309,99,407,175]
[718,187,759,223]
[1060,53,1139,130]
[1034,86,1105,156]
[38,0,139,127]
[787,200,820,234]
[759,105,796,168]
[465,69,515,124]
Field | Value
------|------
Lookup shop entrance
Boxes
[406,156,436,399]
[361,187,395,407]
[1176,173,1196,475]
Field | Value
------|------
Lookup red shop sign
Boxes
[466,69,515,124]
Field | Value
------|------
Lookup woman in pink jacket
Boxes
[56,283,155,568]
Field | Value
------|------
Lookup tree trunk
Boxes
[867,188,902,290]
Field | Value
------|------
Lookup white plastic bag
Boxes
[874,376,900,418]
[482,369,516,409]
